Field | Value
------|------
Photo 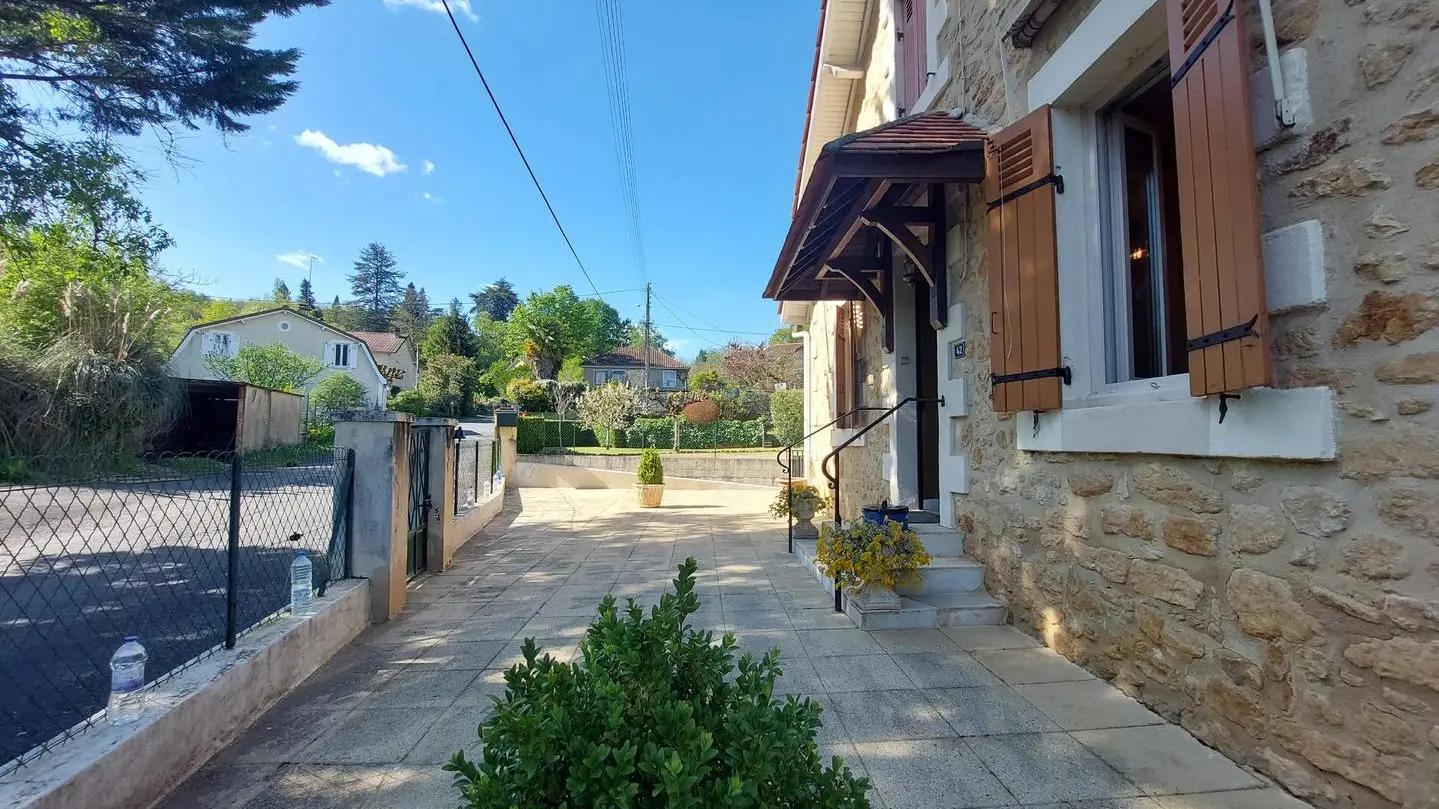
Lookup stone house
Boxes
[580,345,689,390]
[170,307,391,407]
[762,0,1438,806]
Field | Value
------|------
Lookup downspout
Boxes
[1256,0,1298,126]
[801,327,812,480]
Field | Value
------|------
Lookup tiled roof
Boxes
[581,345,688,369]
[822,110,989,155]
[350,331,407,354]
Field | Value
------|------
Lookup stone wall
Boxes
[921,1,1439,807]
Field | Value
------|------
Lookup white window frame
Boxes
[1015,0,1334,461]
[202,331,237,358]
[327,340,355,369]
[911,0,952,113]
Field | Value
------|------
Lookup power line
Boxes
[595,0,646,285]
[654,291,756,342]
[652,323,774,337]
[652,296,724,348]
[438,0,602,297]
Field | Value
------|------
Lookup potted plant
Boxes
[636,448,664,507]
[815,519,931,612]
[769,481,829,538]
[445,559,871,806]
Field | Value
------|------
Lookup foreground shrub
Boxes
[445,559,871,808]
[387,387,427,416]
[637,447,664,485]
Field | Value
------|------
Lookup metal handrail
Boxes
[774,406,886,474]
[777,407,884,556]
[820,396,944,526]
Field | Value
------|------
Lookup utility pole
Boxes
[643,282,652,390]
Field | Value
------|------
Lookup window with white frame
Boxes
[661,370,679,389]
[201,331,237,358]
[327,341,355,368]
[1097,61,1188,383]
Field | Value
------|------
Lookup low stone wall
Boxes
[0,579,370,809]
[522,452,781,486]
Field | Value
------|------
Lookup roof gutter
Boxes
[1007,0,1066,48]
[791,0,829,214]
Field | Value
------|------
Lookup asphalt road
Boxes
[0,462,343,767]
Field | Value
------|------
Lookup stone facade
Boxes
[793,0,1439,806]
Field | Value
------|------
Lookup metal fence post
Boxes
[224,453,242,649]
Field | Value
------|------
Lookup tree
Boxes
[469,278,519,321]
[420,353,479,417]
[580,298,626,358]
[506,285,603,378]
[577,383,641,447]
[390,283,433,339]
[688,368,724,393]
[769,326,796,344]
[770,389,804,444]
[625,321,672,356]
[348,242,404,330]
[272,278,291,304]
[308,372,369,415]
[0,1,328,233]
[423,301,475,359]
[296,278,320,318]
[204,342,322,392]
[720,340,799,390]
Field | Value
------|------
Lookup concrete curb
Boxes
[0,579,370,809]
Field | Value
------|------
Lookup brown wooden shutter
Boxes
[1168,0,1271,396]
[834,303,852,426]
[986,105,1064,413]
[898,0,928,112]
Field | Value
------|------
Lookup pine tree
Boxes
[348,242,405,331]
[469,278,520,321]
[272,277,291,304]
[390,283,433,338]
[296,278,320,317]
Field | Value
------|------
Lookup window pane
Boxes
[1123,125,1163,380]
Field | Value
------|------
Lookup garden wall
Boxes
[521,452,782,487]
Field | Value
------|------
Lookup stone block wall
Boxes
[911,0,1439,807]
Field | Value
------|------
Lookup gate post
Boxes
[413,417,457,572]
[334,410,413,622]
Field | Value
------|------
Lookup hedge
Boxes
[517,417,599,454]
[625,418,765,450]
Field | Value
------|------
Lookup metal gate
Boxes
[406,429,431,577]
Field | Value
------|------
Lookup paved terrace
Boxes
[162,488,1311,809]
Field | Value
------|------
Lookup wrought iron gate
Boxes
[406,428,431,577]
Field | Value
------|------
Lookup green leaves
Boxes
[203,342,322,393]
[448,558,871,808]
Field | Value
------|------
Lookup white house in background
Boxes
[349,331,419,392]
[169,307,390,406]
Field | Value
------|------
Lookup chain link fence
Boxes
[0,446,354,774]
[454,436,500,514]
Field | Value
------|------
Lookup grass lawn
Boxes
[539,446,778,456]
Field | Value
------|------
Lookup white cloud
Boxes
[382,0,476,21]
[277,252,322,270]
[665,339,690,354]
[295,129,406,176]
[421,159,435,174]
[420,191,443,203]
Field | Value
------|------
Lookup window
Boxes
[608,370,629,383]
[897,0,929,113]
[1098,64,1188,382]
[329,341,354,368]
[834,303,867,426]
[661,370,679,389]
[201,331,237,358]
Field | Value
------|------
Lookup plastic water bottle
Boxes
[291,550,314,616]
[108,637,147,725]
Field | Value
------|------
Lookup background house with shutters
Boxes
[350,330,419,393]
[765,1,1439,806]
[170,307,392,407]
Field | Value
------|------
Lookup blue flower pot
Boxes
[861,502,910,530]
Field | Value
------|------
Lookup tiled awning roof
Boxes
[350,331,407,354]
[763,111,987,303]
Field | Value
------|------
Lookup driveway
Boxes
[160,488,1310,809]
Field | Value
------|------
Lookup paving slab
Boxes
[153,489,1310,809]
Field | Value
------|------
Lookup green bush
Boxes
[506,379,552,413]
[445,559,869,807]
[627,418,766,450]
[305,421,335,446]
[637,448,664,484]
[770,389,803,445]
[309,372,369,416]
[388,388,427,416]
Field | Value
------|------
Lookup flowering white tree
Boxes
[577,383,642,448]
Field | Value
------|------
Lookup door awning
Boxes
[763,111,987,308]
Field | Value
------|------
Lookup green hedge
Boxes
[517,417,599,453]
[625,418,765,450]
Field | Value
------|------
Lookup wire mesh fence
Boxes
[453,436,501,514]
[0,446,354,774]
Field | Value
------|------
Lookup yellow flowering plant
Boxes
[769,481,829,519]
[815,519,931,593]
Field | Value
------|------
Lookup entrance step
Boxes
[845,594,1008,630]
[908,509,940,524]
[896,556,983,596]
[908,524,966,556]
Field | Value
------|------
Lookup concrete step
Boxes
[844,594,1007,629]
[907,526,966,557]
[896,556,984,596]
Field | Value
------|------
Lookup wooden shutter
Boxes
[834,304,852,426]
[898,0,927,111]
[1169,0,1271,396]
[986,105,1064,413]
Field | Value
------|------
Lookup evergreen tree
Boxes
[390,283,433,338]
[423,300,476,359]
[469,278,520,321]
[272,277,291,304]
[296,278,320,317]
[348,242,404,330]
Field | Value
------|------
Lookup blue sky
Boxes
[127,0,819,360]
